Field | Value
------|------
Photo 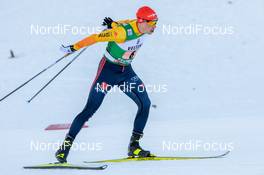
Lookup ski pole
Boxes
[27,47,87,103]
[0,53,70,102]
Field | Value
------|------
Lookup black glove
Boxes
[60,45,76,54]
[102,17,115,29]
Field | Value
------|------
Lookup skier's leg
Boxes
[119,73,152,157]
[68,58,109,139]
[120,76,151,135]
[56,85,107,163]
[56,58,111,163]
[67,83,108,138]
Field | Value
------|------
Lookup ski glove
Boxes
[60,45,76,54]
[102,17,116,29]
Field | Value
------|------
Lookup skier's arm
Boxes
[73,26,127,50]
[110,19,135,28]
[117,19,134,24]
[102,17,134,29]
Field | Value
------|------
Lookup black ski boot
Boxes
[128,132,152,157]
[55,135,74,163]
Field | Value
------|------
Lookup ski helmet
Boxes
[136,6,158,22]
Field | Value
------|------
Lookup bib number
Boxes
[122,51,136,60]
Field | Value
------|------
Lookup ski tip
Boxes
[223,150,231,156]
[101,165,108,169]
[215,150,231,158]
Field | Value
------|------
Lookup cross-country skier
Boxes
[55,6,158,163]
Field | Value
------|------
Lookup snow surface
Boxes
[0,0,264,175]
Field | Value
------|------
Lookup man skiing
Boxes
[56,6,158,163]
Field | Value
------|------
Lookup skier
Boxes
[56,6,158,163]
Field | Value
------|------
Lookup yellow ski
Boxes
[84,151,230,163]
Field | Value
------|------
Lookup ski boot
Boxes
[128,132,153,157]
[55,135,74,163]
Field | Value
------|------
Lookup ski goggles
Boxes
[146,20,158,26]
[138,18,158,26]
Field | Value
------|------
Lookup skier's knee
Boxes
[142,97,151,111]
[78,107,95,121]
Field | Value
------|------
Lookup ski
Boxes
[23,162,107,170]
[84,151,230,163]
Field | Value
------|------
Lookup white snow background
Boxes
[0,0,263,175]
